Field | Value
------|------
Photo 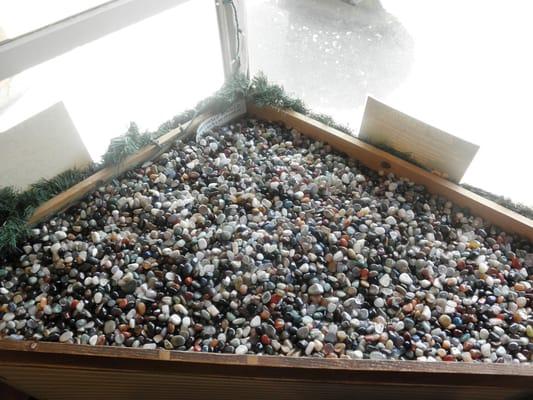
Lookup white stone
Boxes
[305,341,315,355]
[169,314,181,326]
[347,350,364,359]
[91,231,101,243]
[379,274,391,287]
[420,306,431,321]
[479,328,490,340]
[481,343,491,358]
[250,315,261,328]
[55,231,67,241]
[374,227,386,235]
[294,191,304,200]
[308,283,324,295]
[94,292,103,304]
[59,331,73,343]
[2,313,15,321]
[399,273,413,285]
[420,279,431,288]
[333,250,343,261]
[235,345,248,355]
[50,242,61,254]
[182,316,191,328]
[478,262,489,274]
[385,216,397,225]
[198,238,208,250]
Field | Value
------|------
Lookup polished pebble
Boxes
[0,118,531,364]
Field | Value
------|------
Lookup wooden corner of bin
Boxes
[247,104,533,242]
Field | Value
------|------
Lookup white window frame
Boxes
[0,0,248,82]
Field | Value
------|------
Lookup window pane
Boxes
[0,0,109,43]
[246,0,533,205]
[0,0,224,161]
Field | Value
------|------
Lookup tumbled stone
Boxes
[308,283,324,295]
[0,117,530,365]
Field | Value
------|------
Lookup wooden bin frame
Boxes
[1,105,532,400]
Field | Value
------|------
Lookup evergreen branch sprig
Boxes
[0,167,94,254]
[247,72,353,135]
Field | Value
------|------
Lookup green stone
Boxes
[527,325,533,338]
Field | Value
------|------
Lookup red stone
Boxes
[360,268,369,280]
[260,334,271,345]
[274,319,285,331]
[270,294,282,306]
[260,309,271,320]
[463,341,474,351]
[117,298,128,309]
[184,277,193,286]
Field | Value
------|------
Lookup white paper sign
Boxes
[359,97,479,182]
[197,99,247,139]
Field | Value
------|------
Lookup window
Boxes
[0,0,109,43]
[246,0,533,205]
[0,0,224,160]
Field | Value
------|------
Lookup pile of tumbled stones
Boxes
[1,118,532,363]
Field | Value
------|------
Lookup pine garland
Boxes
[0,168,94,254]
[101,122,153,167]
[101,75,250,167]
[1,72,531,255]
[248,73,353,135]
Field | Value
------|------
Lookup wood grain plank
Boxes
[248,104,533,242]
[0,341,532,378]
[2,365,524,400]
[0,344,532,400]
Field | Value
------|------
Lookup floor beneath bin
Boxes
[246,0,533,206]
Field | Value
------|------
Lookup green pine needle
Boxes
[157,109,195,135]
[0,216,31,254]
[0,167,93,255]
[29,168,93,203]
[248,72,308,114]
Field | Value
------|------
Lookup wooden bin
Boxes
[1,105,532,400]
